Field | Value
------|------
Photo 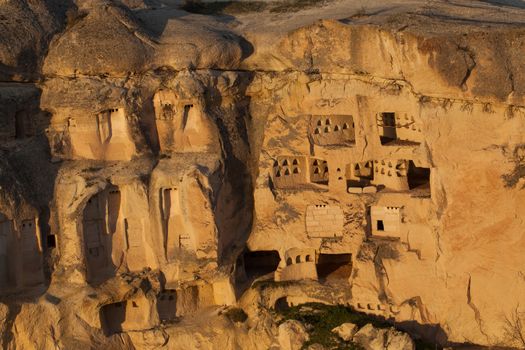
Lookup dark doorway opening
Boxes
[379,112,397,145]
[46,234,56,248]
[316,254,352,282]
[243,250,280,280]
[407,161,430,190]
[181,104,193,129]
[274,297,290,312]
[157,290,177,323]
[100,302,126,336]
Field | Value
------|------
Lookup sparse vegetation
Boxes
[504,306,525,347]
[275,303,440,350]
[275,303,386,349]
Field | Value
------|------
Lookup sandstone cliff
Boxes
[0,0,524,348]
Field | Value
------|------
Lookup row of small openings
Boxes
[312,167,328,175]
[275,167,300,177]
[108,108,120,113]
[356,303,387,311]
[374,161,405,170]
[311,159,327,166]
[273,159,300,167]
[354,162,372,170]
[285,254,313,266]
[375,169,404,177]
[378,113,421,132]
[315,118,353,127]
[313,123,353,135]
[21,222,33,228]
[374,162,406,176]
[158,293,176,301]
[314,204,327,208]
[373,160,405,167]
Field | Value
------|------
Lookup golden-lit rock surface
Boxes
[1,0,525,348]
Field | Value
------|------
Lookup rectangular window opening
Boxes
[47,234,56,248]
[379,112,397,145]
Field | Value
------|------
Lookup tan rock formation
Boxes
[354,324,415,350]
[1,0,525,349]
[332,322,358,342]
[278,320,310,350]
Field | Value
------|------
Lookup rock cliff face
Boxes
[1,0,525,348]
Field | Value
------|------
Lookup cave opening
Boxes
[100,301,126,336]
[46,234,56,248]
[242,250,280,280]
[82,187,120,284]
[274,297,290,311]
[316,254,352,282]
[157,290,177,323]
[407,161,431,190]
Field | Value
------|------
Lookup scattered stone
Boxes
[278,320,310,350]
[353,324,415,350]
[332,322,358,341]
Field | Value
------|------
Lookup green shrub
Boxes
[277,303,390,349]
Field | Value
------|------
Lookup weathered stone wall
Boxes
[1,0,525,348]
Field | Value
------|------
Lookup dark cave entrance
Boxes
[407,161,430,190]
[100,301,126,335]
[316,254,352,282]
[242,250,281,280]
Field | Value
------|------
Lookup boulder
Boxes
[278,320,310,350]
[332,322,358,341]
[43,4,155,76]
[353,324,415,350]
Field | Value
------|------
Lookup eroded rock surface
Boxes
[1,0,525,349]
